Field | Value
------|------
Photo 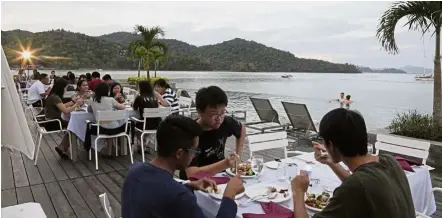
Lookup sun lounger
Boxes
[245,97,289,133]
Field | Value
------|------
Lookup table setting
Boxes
[195,152,436,218]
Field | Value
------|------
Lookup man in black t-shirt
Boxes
[180,86,246,180]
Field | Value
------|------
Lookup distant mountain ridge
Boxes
[357,66,407,74]
[400,65,433,74]
[2,29,360,73]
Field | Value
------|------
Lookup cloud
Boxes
[0,1,436,68]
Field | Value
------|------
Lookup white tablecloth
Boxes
[67,108,138,141]
[2,202,47,218]
[196,153,436,217]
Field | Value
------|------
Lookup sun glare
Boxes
[21,51,31,59]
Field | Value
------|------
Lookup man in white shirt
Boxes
[27,73,51,107]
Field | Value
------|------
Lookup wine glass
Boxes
[251,155,264,182]
[284,160,298,182]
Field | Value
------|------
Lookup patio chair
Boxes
[178,96,194,117]
[88,110,133,170]
[245,97,289,133]
[130,107,171,162]
[99,193,116,218]
[281,101,320,155]
[248,131,288,159]
[29,105,69,165]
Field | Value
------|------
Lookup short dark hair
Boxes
[153,79,170,89]
[156,115,203,157]
[94,82,109,103]
[49,78,68,99]
[340,92,344,95]
[86,73,92,81]
[319,108,367,157]
[39,73,48,80]
[346,95,351,100]
[102,74,112,81]
[195,86,228,112]
[92,71,100,78]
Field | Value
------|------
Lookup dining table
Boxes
[195,152,436,218]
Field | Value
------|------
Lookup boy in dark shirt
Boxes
[291,108,415,218]
[180,86,247,179]
[122,115,244,218]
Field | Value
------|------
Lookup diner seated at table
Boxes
[43,78,83,158]
[88,71,102,92]
[109,82,126,104]
[27,73,51,107]
[179,86,246,180]
[90,82,126,151]
[122,115,244,218]
[291,108,415,218]
[131,80,169,152]
[153,79,180,113]
[72,79,90,101]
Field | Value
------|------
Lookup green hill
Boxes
[2,29,360,73]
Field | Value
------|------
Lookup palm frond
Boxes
[149,40,168,54]
[376,1,437,54]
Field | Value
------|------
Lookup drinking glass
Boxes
[251,155,264,182]
[284,160,298,182]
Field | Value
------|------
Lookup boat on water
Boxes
[281,75,293,78]
[415,74,434,81]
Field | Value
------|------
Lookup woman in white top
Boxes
[91,82,126,129]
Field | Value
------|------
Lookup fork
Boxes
[239,192,271,206]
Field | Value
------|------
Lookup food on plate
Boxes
[266,186,289,198]
[305,192,331,209]
[206,186,220,194]
[231,163,255,176]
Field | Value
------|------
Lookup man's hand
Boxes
[313,142,333,165]
[224,152,240,168]
[291,170,309,195]
[224,174,244,199]
[187,178,217,193]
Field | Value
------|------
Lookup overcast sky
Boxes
[1,1,436,69]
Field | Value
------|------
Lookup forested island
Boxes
[2,29,361,73]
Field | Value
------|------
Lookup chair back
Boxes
[96,110,129,135]
[375,134,430,164]
[178,96,192,115]
[143,107,171,118]
[281,101,317,132]
[99,193,115,218]
[250,97,280,124]
[248,131,288,158]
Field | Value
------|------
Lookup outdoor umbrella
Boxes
[1,46,35,159]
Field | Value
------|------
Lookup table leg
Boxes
[119,137,128,156]
[69,131,78,162]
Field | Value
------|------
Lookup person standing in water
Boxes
[343,95,353,109]
[330,92,345,107]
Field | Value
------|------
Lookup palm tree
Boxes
[128,45,148,78]
[128,25,168,80]
[376,1,442,118]
[150,47,167,77]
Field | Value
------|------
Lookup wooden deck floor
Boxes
[2,119,442,217]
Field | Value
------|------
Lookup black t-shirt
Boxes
[179,116,242,179]
[313,154,415,218]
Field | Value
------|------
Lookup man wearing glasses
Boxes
[180,86,247,179]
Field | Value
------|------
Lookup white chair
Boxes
[130,107,171,162]
[248,131,288,159]
[178,96,194,117]
[29,105,69,165]
[99,193,115,218]
[375,134,433,170]
[88,110,133,170]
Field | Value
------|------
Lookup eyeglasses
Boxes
[210,110,228,120]
[186,148,201,155]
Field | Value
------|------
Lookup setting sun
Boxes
[21,51,31,59]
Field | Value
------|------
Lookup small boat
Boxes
[281,75,293,78]
[415,74,434,81]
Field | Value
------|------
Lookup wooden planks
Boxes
[1,149,15,190]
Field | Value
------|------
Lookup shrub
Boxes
[127,76,168,85]
[388,110,442,142]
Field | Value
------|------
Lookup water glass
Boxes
[367,143,374,154]
[251,155,264,182]
[284,160,298,181]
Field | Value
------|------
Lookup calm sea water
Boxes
[38,70,433,130]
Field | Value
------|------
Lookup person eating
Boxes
[291,108,415,218]
[180,86,246,180]
[122,115,244,218]
[27,73,51,107]
[109,82,126,104]
[153,79,180,113]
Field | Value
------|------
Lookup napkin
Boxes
[243,202,293,218]
[189,172,230,184]
[395,156,422,172]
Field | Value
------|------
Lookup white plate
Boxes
[225,168,256,179]
[208,184,245,200]
[304,192,331,212]
[265,161,280,169]
[245,183,291,203]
